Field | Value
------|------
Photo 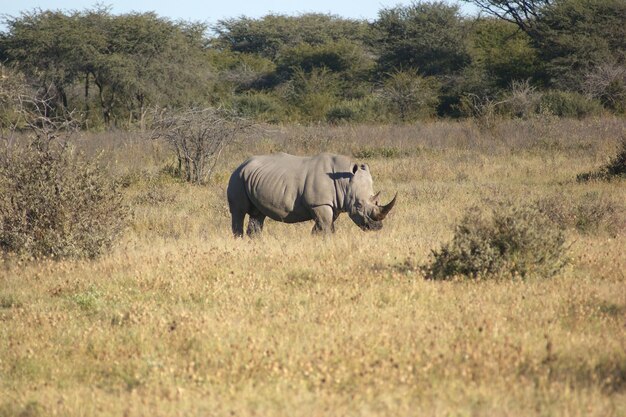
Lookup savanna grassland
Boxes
[1,117,625,416]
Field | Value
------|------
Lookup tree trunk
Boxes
[84,72,90,117]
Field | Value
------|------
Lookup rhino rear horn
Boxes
[372,193,397,221]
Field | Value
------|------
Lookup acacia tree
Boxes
[213,13,371,60]
[0,9,97,114]
[468,18,541,88]
[533,0,626,91]
[92,13,211,127]
[460,0,551,34]
[1,7,213,128]
[372,2,470,77]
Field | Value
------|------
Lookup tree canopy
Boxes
[1,1,624,126]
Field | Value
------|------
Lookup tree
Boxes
[212,13,371,60]
[275,39,375,100]
[460,0,551,34]
[280,67,342,122]
[468,18,541,88]
[0,8,102,114]
[533,0,626,91]
[1,7,213,128]
[372,1,470,77]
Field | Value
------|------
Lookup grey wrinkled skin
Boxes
[227,152,396,237]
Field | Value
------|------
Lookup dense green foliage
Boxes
[1,0,624,126]
[372,2,470,76]
[534,0,626,93]
[1,7,210,128]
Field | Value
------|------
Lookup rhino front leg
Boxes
[311,205,334,234]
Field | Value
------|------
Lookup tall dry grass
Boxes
[1,117,625,416]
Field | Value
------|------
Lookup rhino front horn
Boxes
[373,193,397,220]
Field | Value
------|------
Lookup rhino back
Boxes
[240,153,349,222]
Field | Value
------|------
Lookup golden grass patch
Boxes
[1,118,625,416]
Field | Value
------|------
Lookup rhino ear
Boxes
[352,163,359,174]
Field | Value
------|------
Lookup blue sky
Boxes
[1,1,479,29]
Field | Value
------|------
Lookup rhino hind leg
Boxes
[227,168,252,238]
[246,213,266,237]
[231,211,246,237]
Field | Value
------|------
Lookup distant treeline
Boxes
[0,0,624,128]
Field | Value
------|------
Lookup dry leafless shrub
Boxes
[500,79,542,119]
[458,93,501,130]
[422,202,567,280]
[151,107,255,183]
[583,63,626,113]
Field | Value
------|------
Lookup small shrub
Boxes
[0,293,22,309]
[422,202,567,280]
[326,96,387,124]
[0,141,128,259]
[326,104,357,124]
[577,137,626,182]
[379,69,440,122]
[536,192,625,235]
[352,147,408,159]
[583,63,626,113]
[540,91,604,118]
[498,80,542,119]
[71,288,102,312]
[573,193,623,233]
[134,180,176,206]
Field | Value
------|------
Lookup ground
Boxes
[1,118,625,416]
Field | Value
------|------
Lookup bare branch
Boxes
[151,107,256,183]
[1,66,80,149]
[462,0,551,34]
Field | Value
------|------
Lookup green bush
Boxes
[276,39,373,81]
[422,202,567,280]
[326,104,357,124]
[0,141,129,259]
[540,91,604,118]
[232,92,286,123]
[380,69,440,122]
[352,146,408,159]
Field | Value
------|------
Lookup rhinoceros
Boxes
[227,152,396,237]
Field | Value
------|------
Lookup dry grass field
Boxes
[1,117,625,416]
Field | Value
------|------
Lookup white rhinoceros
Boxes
[227,152,396,237]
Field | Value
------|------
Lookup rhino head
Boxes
[345,163,397,231]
